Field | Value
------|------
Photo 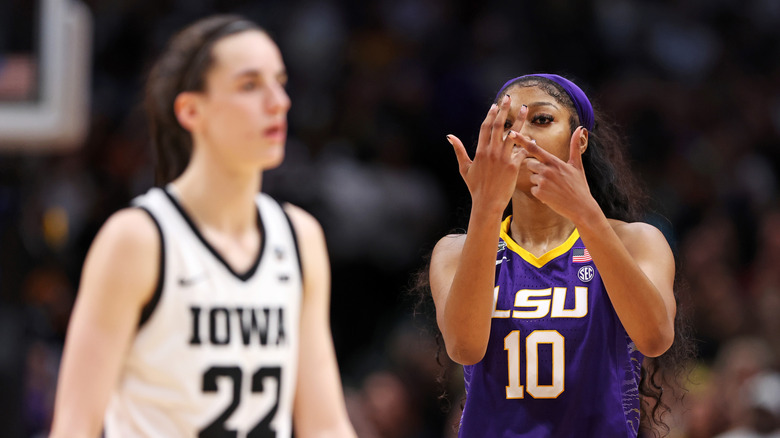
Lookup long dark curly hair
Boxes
[413,75,694,437]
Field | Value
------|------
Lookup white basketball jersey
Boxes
[105,186,302,438]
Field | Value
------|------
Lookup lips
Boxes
[264,123,287,141]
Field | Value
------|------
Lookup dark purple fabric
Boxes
[458,220,644,437]
[497,74,594,131]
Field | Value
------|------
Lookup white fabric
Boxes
[104,187,302,438]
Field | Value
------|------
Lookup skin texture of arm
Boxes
[49,208,160,438]
[592,219,675,357]
[430,231,493,365]
[285,204,357,438]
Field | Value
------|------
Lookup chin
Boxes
[265,156,285,170]
[259,146,285,170]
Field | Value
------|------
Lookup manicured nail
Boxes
[503,95,510,103]
[446,135,454,145]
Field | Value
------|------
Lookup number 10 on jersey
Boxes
[504,330,565,399]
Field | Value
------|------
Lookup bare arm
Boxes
[430,96,527,365]
[523,130,676,357]
[579,218,675,357]
[429,216,501,365]
[285,204,356,438]
[49,208,160,438]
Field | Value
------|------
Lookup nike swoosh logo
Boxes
[179,275,207,287]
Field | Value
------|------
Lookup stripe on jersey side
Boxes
[136,206,166,328]
[280,203,303,279]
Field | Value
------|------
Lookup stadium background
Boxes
[0,0,779,436]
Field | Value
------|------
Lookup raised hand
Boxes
[447,95,528,215]
[522,126,600,220]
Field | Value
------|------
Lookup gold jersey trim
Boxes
[499,216,580,268]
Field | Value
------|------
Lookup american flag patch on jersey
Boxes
[572,247,592,263]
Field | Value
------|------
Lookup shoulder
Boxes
[96,207,161,253]
[281,203,329,299]
[607,219,667,246]
[433,233,467,250]
[431,233,467,264]
[607,219,673,259]
[282,203,324,242]
[80,207,161,308]
[281,203,328,283]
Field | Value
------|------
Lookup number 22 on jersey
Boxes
[200,366,281,438]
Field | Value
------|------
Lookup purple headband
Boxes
[497,74,594,132]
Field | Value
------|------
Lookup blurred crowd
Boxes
[0,0,779,437]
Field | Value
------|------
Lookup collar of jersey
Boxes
[499,216,580,268]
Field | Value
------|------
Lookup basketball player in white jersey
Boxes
[50,15,357,438]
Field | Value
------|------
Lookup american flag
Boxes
[572,247,592,263]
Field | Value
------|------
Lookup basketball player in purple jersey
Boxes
[429,74,680,437]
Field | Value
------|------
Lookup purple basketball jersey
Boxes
[458,217,644,437]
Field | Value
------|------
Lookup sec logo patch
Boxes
[578,265,594,282]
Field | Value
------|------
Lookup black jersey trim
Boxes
[137,207,165,328]
[162,188,266,282]
[281,203,303,279]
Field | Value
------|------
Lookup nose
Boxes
[265,82,290,114]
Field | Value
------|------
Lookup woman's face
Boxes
[502,84,578,192]
[192,30,291,172]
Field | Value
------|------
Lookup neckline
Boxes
[163,185,265,282]
[499,216,580,268]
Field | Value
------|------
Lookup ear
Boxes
[579,128,589,155]
[173,91,201,133]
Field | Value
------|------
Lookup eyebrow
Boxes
[527,101,559,109]
[233,69,260,80]
[232,69,288,81]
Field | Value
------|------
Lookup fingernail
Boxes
[446,135,453,145]
[490,104,497,111]
[503,95,510,103]
[521,104,527,110]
